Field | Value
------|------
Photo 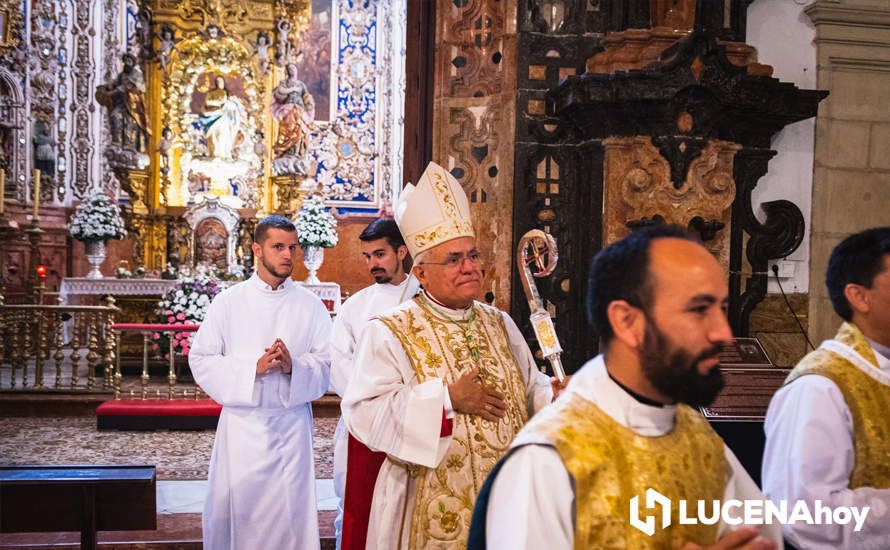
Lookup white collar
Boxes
[421,290,473,321]
[568,355,678,437]
[250,272,292,293]
[865,337,890,371]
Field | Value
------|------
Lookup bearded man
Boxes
[471,225,782,550]
[330,217,420,548]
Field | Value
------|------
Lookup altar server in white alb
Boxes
[341,162,561,550]
[329,217,420,546]
[190,215,332,550]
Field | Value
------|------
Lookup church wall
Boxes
[291,220,375,298]
[744,0,819,367]
[747,0,818,295]
[1,0,119,296]
[805,0,890,344]
[431,0,518,312]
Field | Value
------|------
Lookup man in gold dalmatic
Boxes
[763,227,890,548]
[472,225,782,549]
[341,162,560,549]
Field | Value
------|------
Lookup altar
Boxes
[59,278,179,306]
[59,277,340,315]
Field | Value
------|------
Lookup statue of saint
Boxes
[271,63,315,159]
[96,52,149,152]
[156,25,178,73]
[32,121,56,176]
[198,75,247,161]
[253,32,271,75]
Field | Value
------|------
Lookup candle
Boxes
[0,168,5,215]
[32,169,40,219]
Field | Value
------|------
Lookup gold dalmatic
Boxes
[515,393,727,549]
[376,297,529,549]
[785,322,890,489]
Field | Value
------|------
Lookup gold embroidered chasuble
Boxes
[376,296,530,549]
[514,392,727,549]
[785,322,890,489]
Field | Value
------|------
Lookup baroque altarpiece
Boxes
[0,0,405,288]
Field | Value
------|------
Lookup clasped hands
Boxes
[256,338,292,374]
[447,367,571,422]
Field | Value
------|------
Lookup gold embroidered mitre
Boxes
[785,322,890,489]
[514,392,727,549]
[395,161,475,258]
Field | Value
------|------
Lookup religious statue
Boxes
[253,129,267,157]
[156,25,178,73]
[253,32,271,75]
[276,19,292,66]
[96,52,149,153]
[132,9,153,59]
[198,76,247,161]
[32,120,56,176]
[271,63,315,175]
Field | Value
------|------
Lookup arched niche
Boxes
[0,66,25,202]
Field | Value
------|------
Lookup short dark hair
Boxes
[359,218,405,251]
[586,225,694,343]
[254,215,296,244]
[826,227,890,321]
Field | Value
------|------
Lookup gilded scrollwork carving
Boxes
[0,0,24,55]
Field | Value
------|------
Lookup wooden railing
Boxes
[0,295,119,392]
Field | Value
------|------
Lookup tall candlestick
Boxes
[32,169,41,219]
[0,168,5,215]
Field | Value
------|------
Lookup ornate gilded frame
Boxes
[0,0,23,53]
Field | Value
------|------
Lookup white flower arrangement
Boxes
[68,192,126,243]
[294,194,338,248]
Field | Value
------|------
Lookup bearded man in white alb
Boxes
[330,217,419,548]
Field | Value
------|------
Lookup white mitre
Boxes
[394,161,475,258]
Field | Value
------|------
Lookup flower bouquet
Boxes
[68,192,127,279]
[153,269,222,357]
[293,194,338,283]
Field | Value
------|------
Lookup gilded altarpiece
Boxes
[119,0,404,270]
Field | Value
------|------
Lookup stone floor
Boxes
[0,416,337,480]
[0,414,339,548]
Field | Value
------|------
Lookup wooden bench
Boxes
[0,465,156,550]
